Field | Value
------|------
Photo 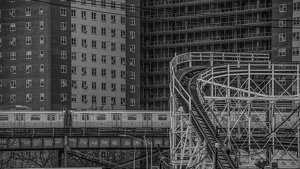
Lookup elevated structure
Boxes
[169,52,300,169]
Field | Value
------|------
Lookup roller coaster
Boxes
[170,52,300,169]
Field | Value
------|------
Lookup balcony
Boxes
[143,18,271,34]
[142,32,271,47]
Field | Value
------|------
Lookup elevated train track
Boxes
[170,52,300,169]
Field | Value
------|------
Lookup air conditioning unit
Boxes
[83,30,87,33]
[9,13,14,17]
[121,34,126,38]
[9,42,13,46]
[39,54,44,58]
[83,44,87,48]
[11,99,16,103]
[83,100,87,103]
[40,69,44,73]
[82,16,87,20]
[72,28,76,32]
[111,47,116,51]
[83,85,88,89]
[73,84,77,89]
[39,10,43,15]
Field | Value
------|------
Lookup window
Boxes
[130,31,136,39]
[82,67,87,76]
[279,19,287,27]
[60,8,66,16]
[71,66,76,74]
[10,80,16,88]
[71,38,77,46]
[130,58,135,66]
[82,39,87,48]
[0,38,1,47]
[82,53,87,61]
[9,8,16,17]
[111,43,116,51]
[101,27,106,36]
[92,68,97,76]
[92,54,97,62]
[40,93,44,101]
[101,41,106,50]
[101,69,106,77]
[279,33,286,42]
[61,51,67,59]
[40,79,44,87]
[61,22,67,30]
[31,115,40,121]
[26,65,32,74]
[61,36,67,45]
[26,79,32,88]
[130,85,135,93]
[26,93,32,102]
[279,48,286,56]
[10,52,16,60]
[121,17,126,24]
[40,50,44,58]
[130,71,135,79]
[10,94,16,103]
[293,47,300,56]
[158,115,167,120]
[121,30,126,38]
[61,79,67,87]
[92,96,97,104]
[130,4,135,12]
[111,83,116,92]
[72,95,77,102]
[81,0,86,5]
[72,80,77,89]
[81,11,87,19]
[91,0,96,6]
[101,96,106,105]
[111,97,116,105]
[111,15,116,23]
[111,56,116,64]
[121,84,126,92]
[130,98,135,106]
[71,9,76,17]
[71,24,76,32]
[121,44,126,52]
[97,114,106,120]
[121,71,126,79]
[40,64,44,73]
[82,25,87,33]
[25,7,31,16]
[61,65,67,73]
[111,1,116,9]
[40,36,44,44]
[121,3,126,10]
[111,70,116,78]
[71,52,76,60]
[82,81,88,89]
[130,18,135,26]
[92,40,97,48]
[92,82,97,90]
[82,95,87,103]
[9,37,16,46]
[10,23,16,31]
[92,26,96,34]
[101,83,106,90]
[40,21,44,30]
[294,2,300,11]
[101,14,106,22]
[26,51,32,59]
[121,98,126,106]
[61,93,67,101]
[111,29,116,37]
[279,4,287,12]
[121,57,126,65]
[26,36,32,45]
[39,6,43,15]
[293,32,300,41]
[294,17,300,26]
[130,45,135,53]
[91,12,96,20]
[101,55,106,63]
[10,66,16,74]
[128,114,137,120]
[101,0,106,7]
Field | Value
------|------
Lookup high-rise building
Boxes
[139,0,294,110]
[0,0,71,110]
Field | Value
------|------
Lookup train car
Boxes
[0,111,64,128]
[72,110,170,128]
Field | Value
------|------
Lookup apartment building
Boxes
[138,0,297,110]
[70,0,127,110]
[0,0,71,110]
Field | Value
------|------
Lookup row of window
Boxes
[0,21,47,32]
[0,65,67,75]
[1,6,45,18]
[79,114,167,121]
[71,80,135,93]
[71,67,135,79]
[278,3,300,12]
[71,95,135,106]
[0,50,65,61]
[0,79,45,89]
[71,0,135,13]
[72,53,129,65]
[0,93,67,103]
[0,36,67,46]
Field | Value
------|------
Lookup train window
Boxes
[82,115,85,120]
[0,115,8,121]
[86,114,90,120]
[47,115,55,121]
[158,114,167,120]
[31,115,40,121]
[97,114,106,120]
[128,114,137,120]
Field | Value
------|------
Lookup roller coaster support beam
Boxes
[64,136,68,167]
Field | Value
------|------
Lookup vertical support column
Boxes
[297,64,300,167]
[58,150,63,167]
[247,101,252,167]
[64,136,68,167]
[227,65,231,145]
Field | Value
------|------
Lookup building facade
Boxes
[0,0,71,110]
